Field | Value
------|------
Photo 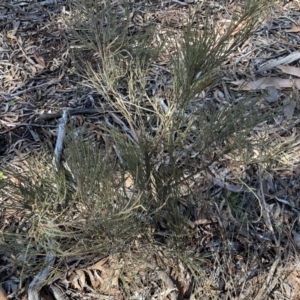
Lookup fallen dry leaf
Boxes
[124,171,134,188]
[0,286,8,300]
[6,30,17,40]
[99,271,120,296]
[231,78,300,90]
[292,231,300,248]
[277,65,300,78]
[70,270,86,290]
[285,24,300,33]
[75,270,86,289]
[265,86,280,103]
[287,272,300,299]
[283,99,296,119]
[85,269,102,289]
[88,257,109,272]
[257,52,300,73]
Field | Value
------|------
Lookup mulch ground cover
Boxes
[1,0,300,299]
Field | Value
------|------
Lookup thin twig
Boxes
[37,107,106,121]
[52,110,68,170]
[258,168,279,246]
[28,241,56,300]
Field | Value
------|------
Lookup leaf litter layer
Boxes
[1,0,300,299]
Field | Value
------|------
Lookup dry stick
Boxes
[0,80,59,99]
[37,107,105,121]
[28,241,56,300]
[253,257,280,300]
[47,285,67,300]
[28,111,69,299]
[109,112,138,145]
[257,52,300,73]
[258,168,279,246]
[1,107,106,129]
[0,120,56,128]
[112,145,124,165]
[52,110,68,170]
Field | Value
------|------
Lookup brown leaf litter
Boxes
[1,0,300,299]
